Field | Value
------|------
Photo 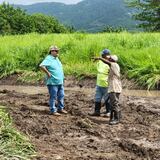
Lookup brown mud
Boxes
[0,74,139,89]
[0,79,160,159]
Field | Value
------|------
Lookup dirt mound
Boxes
[0,74,96,88]
[0,87,160,160]
[0,74,140,89]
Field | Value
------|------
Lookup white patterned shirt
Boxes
[108,62,122,93]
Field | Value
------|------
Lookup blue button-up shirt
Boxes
[40,55,64,85]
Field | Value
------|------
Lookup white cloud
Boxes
[0,0,82,5]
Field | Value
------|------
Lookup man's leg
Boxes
[47,85,60,116]
[57,85,67,114]
[103,87,111,116]
[109,92,121,125]
[89,86,102,116]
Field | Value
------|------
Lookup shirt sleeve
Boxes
[111,63,120,78]
[39,56,51,67]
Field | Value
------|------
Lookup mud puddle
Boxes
[0,85,160,97]
[0,85,160,159]
[123,89,160,98]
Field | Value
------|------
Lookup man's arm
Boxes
[39,65,51,78]
[111,64,120,78]
[92,57,111,66]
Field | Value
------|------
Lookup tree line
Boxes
[0,1,159,35]
[102,0,160,33]
[0,3,74,35]
[126,0,160,32]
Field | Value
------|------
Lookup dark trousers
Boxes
[109,92,120,112]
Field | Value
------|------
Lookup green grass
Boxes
[0,32,160,89]
[0,107,36,160]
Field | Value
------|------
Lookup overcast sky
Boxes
[0,0,83,5]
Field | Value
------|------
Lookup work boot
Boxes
[58,109,68,114]
[89,102,101,116]
[119,111,122,120]
[102,111,110,117]
[105,100,111,117]
[109,110,114,121]
[109,111,120,125]
[105,100,111,113]
[49,112,61,116]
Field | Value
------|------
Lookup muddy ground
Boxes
[0,77,160,160]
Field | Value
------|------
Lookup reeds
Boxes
[0,107,36,159]
[0,32,159,89]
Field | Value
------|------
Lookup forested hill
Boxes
[16,0,137,32]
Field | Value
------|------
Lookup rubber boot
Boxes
[119,111,122,120]
[105,101,111,117]
[109,110,120,125]
[89,102,101,116]
[109,110,114,122]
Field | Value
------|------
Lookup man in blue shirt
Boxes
[39,45,67,116]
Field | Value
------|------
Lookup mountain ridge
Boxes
[15,0,137,32]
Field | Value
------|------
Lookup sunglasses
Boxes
[51,50,59,52]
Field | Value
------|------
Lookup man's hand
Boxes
[91,57,100,61]
[40,66,52,78]
[47,72,51,78]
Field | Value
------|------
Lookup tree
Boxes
[31,13,68,33]
[101,25,127,33]
[0,3,72,35]
[0,17,11,34]
[126,0,160,31]
[0,3,33,34]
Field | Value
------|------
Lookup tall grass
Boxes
[0,107,36,159]
[0,32,159,89]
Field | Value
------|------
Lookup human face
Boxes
[107,56,114,62]
[101,54,106,58]
[51,50,59,57]
[106,55,110,59]
[102,54,109,59]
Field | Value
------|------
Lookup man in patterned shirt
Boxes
[92,55,122,125]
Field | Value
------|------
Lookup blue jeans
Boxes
[47,85,64,113]
[95,85,109,102]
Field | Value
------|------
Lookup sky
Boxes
[0,0,83,5]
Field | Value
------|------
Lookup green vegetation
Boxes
[101,26,127,33]
[126,0,160,31]
[0,106,35,159]
[16,0,137,32]
[0,3,71,35]
[0,32,160,89]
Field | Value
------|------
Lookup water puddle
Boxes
[0,85,160,97]
[123,89,160,98]
[0,85,47,95]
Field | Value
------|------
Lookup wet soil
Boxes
[0,83,160,160]
[0,73,140,90]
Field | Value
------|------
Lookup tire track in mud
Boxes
[0,87,160,160]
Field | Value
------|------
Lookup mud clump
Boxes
[0,86,160,160]
[119,139,160,159]
[76,118,93,129]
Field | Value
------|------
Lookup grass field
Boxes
[0,32,160,89]
[0,107,35,160]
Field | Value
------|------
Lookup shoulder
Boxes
[46,55,52,59]
[43,55,51,60]
[47,55,57,61]
[111,62,119,66]
[111,62,120,69]
[42,55,55,64]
